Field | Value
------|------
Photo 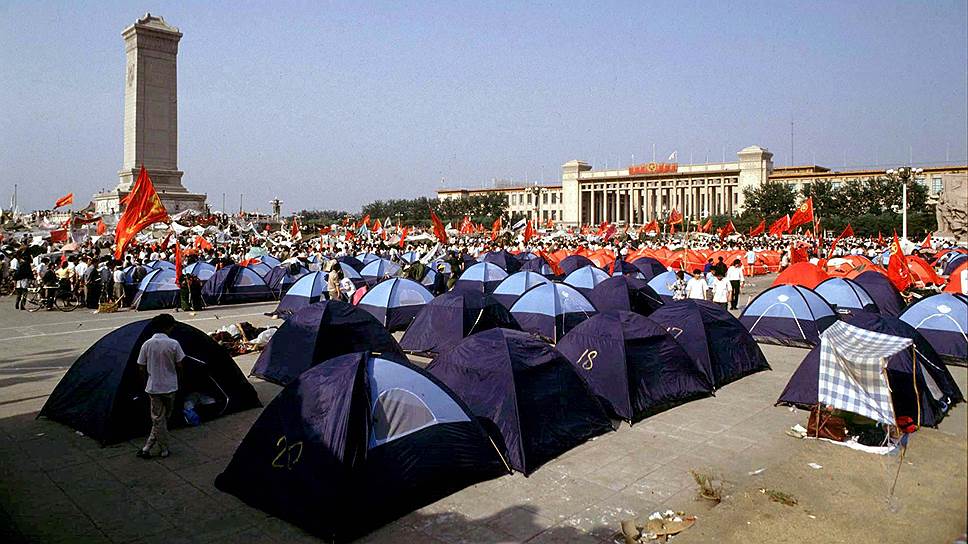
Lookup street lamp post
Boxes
[885,166,923,241]
[530,184,543,224]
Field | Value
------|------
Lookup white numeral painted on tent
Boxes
[578,349,598,370]
[272,435,304,470]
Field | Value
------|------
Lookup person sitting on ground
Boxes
[136,313,185,460]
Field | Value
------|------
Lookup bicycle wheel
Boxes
[57,291,80,312]
[25,291,45,312]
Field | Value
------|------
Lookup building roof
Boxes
[769,164,967,180]
[437,184,562,195]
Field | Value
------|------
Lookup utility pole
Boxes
[239,193,243,215]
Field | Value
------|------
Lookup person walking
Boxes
[725,259,745,310]
[12,251,33,310]
[710,271,732,310]
[686,269,708,300]
[136,314,185,459]
[326,260,341,301]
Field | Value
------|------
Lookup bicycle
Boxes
[25,285,80,312]
[0,277,14,297]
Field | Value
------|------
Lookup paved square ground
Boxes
[0,280,964,543]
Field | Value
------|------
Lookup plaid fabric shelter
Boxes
[818,320,913,425]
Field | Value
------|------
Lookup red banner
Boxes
[629,162,678,175]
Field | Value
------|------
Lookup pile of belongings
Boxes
[209,322,276,355]
[618,510,697,543]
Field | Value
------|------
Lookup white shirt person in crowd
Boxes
[136,313,185,460]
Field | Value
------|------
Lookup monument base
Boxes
[94,183,207,217]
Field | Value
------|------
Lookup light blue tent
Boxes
[429,260,453,274]
[260,255,282,268]
[246,260,274,278]
[453,262,508,294]
[183,261,216,281]
[400,251,421,264]
[356,252,383,265]
[815,277,879,313]
[900,293,967,366]
[509,282,597,342]
[360,258,403,285]
[491,271,551,308]
[739,284,837,348]
[647,270,680,300]
[131,268,179,311]
[274,271,328,317]
[148,260,176,271]
[358,278,434,332]
[563,265,611,294]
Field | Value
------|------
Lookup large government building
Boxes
[437,145,967,227]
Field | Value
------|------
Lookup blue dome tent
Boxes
[563,265,612,296]
[358,278,434,332]
[399,251,420,264]
[148,260,175,271]
[40,319,261,444]
[453,262,508,295]
[245,260,274,278]
[201,265,274,305]
[589,275,663,316]
[337,255,365,272]
[131,268,180,311]
[559,255,595,275]
[264,262,309,297]
[252,302,406,385]
[259,254,282,268]
[509,282,597,342]
[815,277,879,313]
[360,258,403,286]
[609,259,646,279]
[427,329,613,474]
[853,271,905,317]
[274,271,328,317]
[646,270,680,301]
[739,284,838,347]
[400,291,517,355]
[900,293,967,366]
[356,252,383,265]
[217,352,507,542]
[183,261,216,281]
[943,254,967,276]
[491,271,551,308]
[557,312,713,422]
[649,300,770,388]
[631,257,667,281]
[480,250,521,273]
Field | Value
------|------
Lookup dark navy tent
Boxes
[815,277,879,313]
[589,276,663,316]
[853,271,905,317]
[427,329,613,474]
[252,301,405,385]
[217,351,507,542]
[557,312,713,422]
[358,278,434,332]
[246,260,274,278]
[739,284,838,347]
[491,271,551,308]
[649,300,770,388]
[399,291,517,355]
[631,257,667,281]
[360,258,403,286]
[131,268,180,311]
[563,265,611,296]
[559,255,595,275]
[273,271,328,317]
[509,282,597,342]
[777,311,964,427]
[202,265,274,305]
[646,270,680,301]
[518,254,554,275]
[453,262,509,295]
[39,319,260,444]
[183,261,216,281]
[481,250,521,273]
[264,262,309,297]
[609,259,646,279]
[900,293,967,366]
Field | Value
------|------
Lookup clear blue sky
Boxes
[2,1,966,214]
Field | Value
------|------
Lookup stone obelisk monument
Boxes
[94,13,206,216]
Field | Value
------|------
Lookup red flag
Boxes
[825,224,855,260]
[174,241,183,284]
[700,218,713,233]
[361,214,371,228]
[887,231,912,292]
[667,209,683,226]
[790,242,809,264]
[523,220,536,243]
[398,227,409,248]
[642,220,659,234]
[54,193,74,209]
[318,226,332,235]
[159,231,172,251]
[789,197,814,230]
[921,233,932,249]
[290,218,300,238]
[193,235,213,250]
[602,223,617,242]
[596,222,608,236]
[459,216,473,235]
[371,219,382,233]
[749,219,766,236]
[490,217,502,242]
[96,218,107,235]
[768,215,790,238]
[718,220,735,239]
[114,166,170,259]
[430,209,449,244]
[877,231,884,246]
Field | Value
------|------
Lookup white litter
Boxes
[250,327,277,347]
[748,468,766,476]
[807,463,823,470]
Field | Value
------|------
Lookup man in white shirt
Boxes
[710,272,732,309]
[136,314,185,459]
[725,259,745,310]
[745,248,757,276]
[686,269,708,300]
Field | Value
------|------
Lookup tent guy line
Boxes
[0,311,269,343]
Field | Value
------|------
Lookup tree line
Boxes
[298,193,508,228]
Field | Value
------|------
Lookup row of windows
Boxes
[509,192,560,205]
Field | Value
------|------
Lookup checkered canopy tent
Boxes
[817,321,912,424]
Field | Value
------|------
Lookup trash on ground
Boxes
[748,468,766,476]
[691,470,723,502]
[616,510,697,543]
[807,462,823,470]
[786,424,807,439]
[760,488,798,506]
[209,322,276,355]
